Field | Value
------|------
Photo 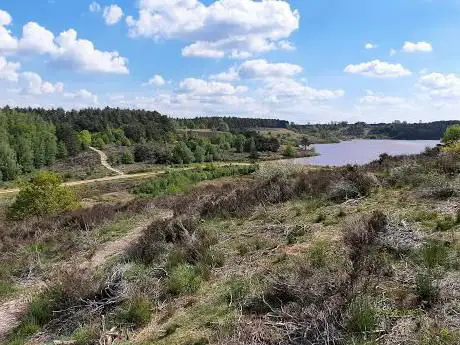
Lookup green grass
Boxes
[167,264,203,296]
[347,297,378,334]
[134,165,257,197]
[115,295,153,327]
[419,241,449,269]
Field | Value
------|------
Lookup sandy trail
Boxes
[88,146,125,176]
[0,208,173,340]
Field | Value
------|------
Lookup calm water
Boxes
[293,139,440,166]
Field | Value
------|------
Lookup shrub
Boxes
[73,325,100,345]
[166,264,202,295]
[420,241,449,269]
[121,150,135,164]
[224,279,250,306]
[307,241,331,268]
[417,174,457,199]
[282,145,297,158]
[7,171,80,220]
[115,295,152,327]
[415,272,438,304]
[346,297,378,333]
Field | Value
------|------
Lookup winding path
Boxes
[88,146,125,176]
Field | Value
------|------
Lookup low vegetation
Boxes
[2,125,460,345]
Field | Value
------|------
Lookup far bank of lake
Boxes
[293,139,440,166]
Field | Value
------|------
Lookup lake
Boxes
[293,139,440,166]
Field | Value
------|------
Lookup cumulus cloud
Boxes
[178,78,248,96]
[0,56,20,81]
[344,60,411,78]
[402,41,432,53]
[0,10,18,53]
[0,11,129,74]
[89,2,101,13]
[127,0,300,59]
[144,74,166,86]
[0,9,12,26]
[19,72,64,95]
[417,72,460,99]
[262,78,344,102]
[359,90,405,106]
[365,42,377,49]
[64,89,98,104]
[103,5,124,25]
[18,22,57,54]
[210,67,239,82]
[210,59,302,82]
[238,59,302,79]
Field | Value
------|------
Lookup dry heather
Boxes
[3,150,460,345]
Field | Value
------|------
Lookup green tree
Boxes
[7,171,80,220]
[173,142,195,164]
[56,141,68,159]
[0,144,20,181]
[442,124,460,144]
[79,130,92,148]
[248,138,259,159]
[194,145,206,163]
[217,120,230,132]
[234,135,245,153]
[121,150,135,164]
[283,145,297,158]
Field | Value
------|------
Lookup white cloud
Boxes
[238,59,302,79]
[402,41,432,53]
[0,10,18,53]
[344,60,411,78]
[359,90,405,106]
[127,0,300,59]
[0,56,20,81]
[144,74,166,86]
[365,42,377,49]
[0,12,129,74]
[64,89,98,104]
[278,40,296,51]
[89,2,101,13]
[103,5,124,25]
[261,78,344,102]
[178,78,248,96]
[0,9,12,26]
[19,72,64,95]
[18,22,57,54]
[417,72,460,99]
[210,67,239,82]
[389,48,397,56]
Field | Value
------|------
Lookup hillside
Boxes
[1,145,460,344]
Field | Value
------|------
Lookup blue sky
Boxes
[0,0,460,123]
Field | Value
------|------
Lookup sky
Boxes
[0,0,460,124]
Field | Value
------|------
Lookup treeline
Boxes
[175,116,289,130]
[0,109,57,181]
[129,131,280,165]
[294,120,458,141]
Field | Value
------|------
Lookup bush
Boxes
[121,150,134,164]
[420,242,449,269]
[346,297,378,333]
[115,295,152,327]
[415,272,438,304]
[73,325,100,345]
[7,171,80,220]
[166,264,202,295]
[224,279,250,306]
[307,241,331,268]
[282,145,297,158]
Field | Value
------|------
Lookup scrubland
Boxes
[1,148,460,345]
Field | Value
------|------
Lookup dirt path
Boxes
[0,163,250,196]
[0,209,173,340]
[88,146,125,176]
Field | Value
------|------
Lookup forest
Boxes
[0,106,454,182]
